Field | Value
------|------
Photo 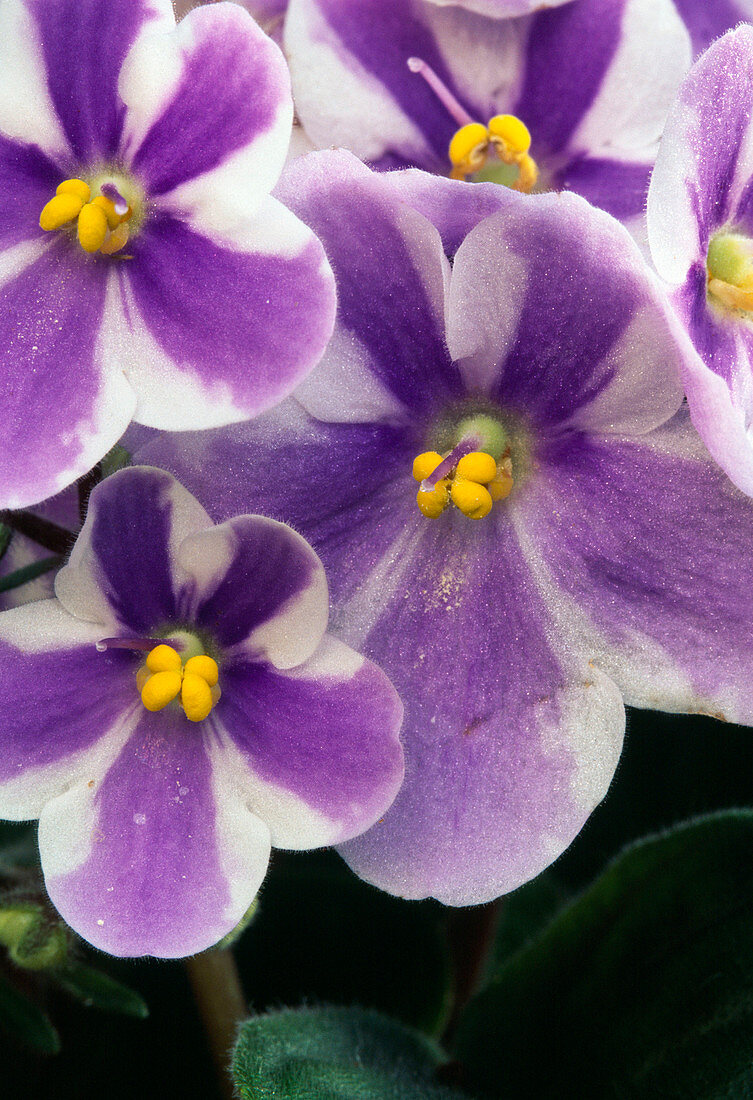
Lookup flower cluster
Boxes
[1,0,753,959]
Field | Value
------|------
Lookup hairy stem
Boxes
[185,948,247,1100]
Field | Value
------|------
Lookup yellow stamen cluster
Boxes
[707,233,753,315]
[39,178,131,255]
[136,644,220,723]
[413,449,513,520]
[449,114,538,192]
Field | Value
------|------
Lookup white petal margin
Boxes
[568,0,690,157]
[120,3,293,224]
[177,516,329,670]
[55,467,214,629]
[285,0,432,164]
[0,602,136,819]
[0,0,70,159]
[447,194,685,435]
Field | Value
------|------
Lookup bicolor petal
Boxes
[40,706,272,957]
[216,636,404,849]
[673,0,753,57]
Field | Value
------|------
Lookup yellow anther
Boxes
[100,221,129,255]
[513,153,538,194]
[141,669,182,712]
[184,654,219,687]
[39,192,84,231]
[92,194,121,230]
[449,121,489,178]
[488,469,514,501]
[450,478,493,520]
[456,451,497,485]
[146,644,182,674]
[77,202,108,253]
[488,114,531,155]
[417,480,449,518]
[56,178,91,203]
[181,673,213,723]
[412,451,443,481]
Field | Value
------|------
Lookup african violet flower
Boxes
[647,26,753,497]
[137,152,753,906]
[0,0,335,511]
[673,0,753,57]
[284,0,690,227]
[0,466,404,956]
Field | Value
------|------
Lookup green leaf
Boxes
[0,555,61,594]
[52,961,148,1019]
[233,1006,467,1100]
[0,974,59,1054]
[455,811,753,1099]
[235,851,450,1034]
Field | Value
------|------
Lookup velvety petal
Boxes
[337,511,624,905]
[55,467,213,634]
[0,240,136,510]
[426,0,573,14]
[0,601,136,818]
[112,203,334,430]
[277,150,459,419]
[285,0,521,172]
[180,516,328,669]
[647,26,753,285]
[383,167,514,256]
[516,0,689,160]
[516,408,753,721]
[0,134,62,248]
[123,3,292,219]
[0,0,70,159]
[215,635,404,848]
[559,155,651,221]
[40,706,271,957]
[134,401,421,609]
[26,0,174,162]
[447,194,685,433]
[674,0,753,57]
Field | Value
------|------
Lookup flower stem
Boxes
[0,511,74,556]
[184,948,246,1100]
[442,900,502,1047]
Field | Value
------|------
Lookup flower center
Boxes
[706,232,753,317]
[135,643,221,723]
[407,57,538,193]
[413,414,514,520]
[39,173,142,256]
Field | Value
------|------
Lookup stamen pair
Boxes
[39,178,131,255]
[136,644,221,723]
[413,450,513,520]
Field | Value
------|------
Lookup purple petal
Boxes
[448,194,684,433]
[559,156,651,221]
[120,205,335,430]
[648,26,753,284]
[40,706,271,957]
[217,636,403,847]
[518,408,753,720]
[55,467,213,635]
[338,515,624,905]
[126,3,291,199]
[0,601,135,818]
[0,240,136,510]
[425,0,574,13]
[182,515,328,669]
[0,134,62,248]
[27,0,173,162]
[673,0,753,57]
[278,151,461,417]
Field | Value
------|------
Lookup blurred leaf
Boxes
[0,974,59,1054]
[456,811,753,1100]
[235,851,450,1034]
[487,871,570,979]
[0,822,37,871]
[0,523,12,563]
[0,555,61,594]
[52,961,148,1019]
[233,1006,467,1100]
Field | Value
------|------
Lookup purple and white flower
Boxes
[0,466,404,957]
[0,0,336,511]
[424,0,575,16]
[284,0,690,226]
[673,0,753,57]
[647,26,753,497]
[137,153,753,907]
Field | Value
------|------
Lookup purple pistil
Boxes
[99,182,129,216]
[420,434,481,492]
[95,636,182,654]
[407,57,475,128]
